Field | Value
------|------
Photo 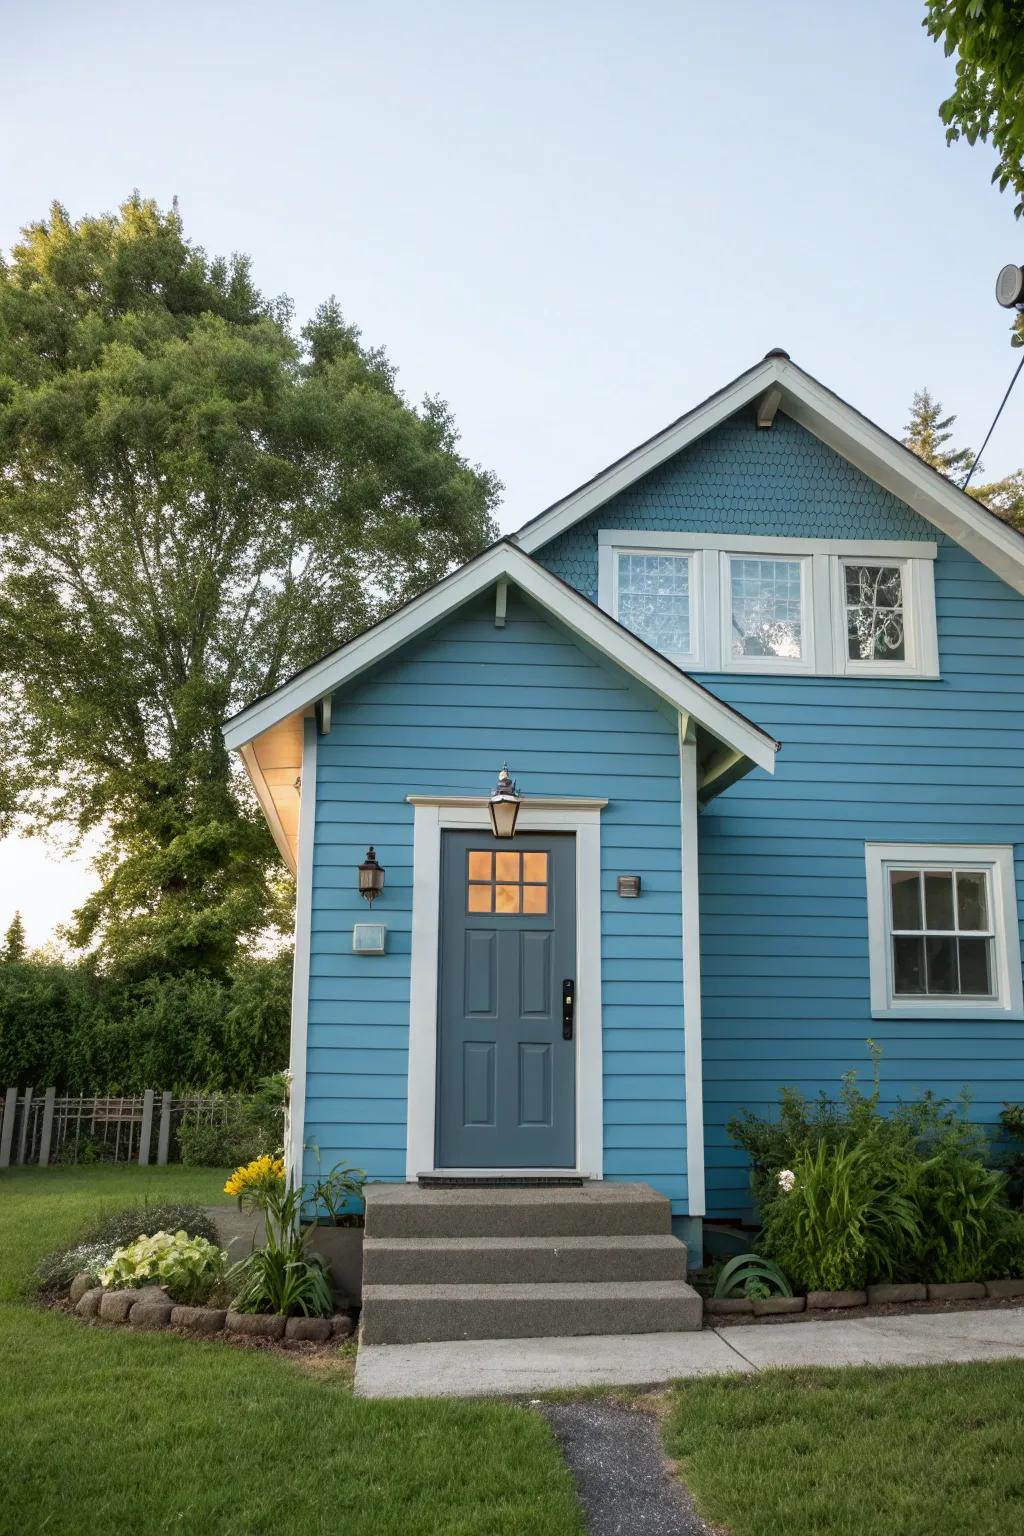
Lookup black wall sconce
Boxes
[358,846,385,905]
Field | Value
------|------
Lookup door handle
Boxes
[562,979,575,1040]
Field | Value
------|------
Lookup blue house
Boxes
[224,351,1024,1335]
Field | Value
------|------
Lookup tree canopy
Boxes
[0,196,500,975]
[904,386,1024,530]
[924,1,1024,217]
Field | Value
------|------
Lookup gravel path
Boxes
[539,1401,711,1536]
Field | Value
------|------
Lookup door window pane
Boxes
[617,553,692,655]
[845,564,905,661]
[729,558,803,659]
[466,849,548,916]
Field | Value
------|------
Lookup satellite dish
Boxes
[995,264,1024,309]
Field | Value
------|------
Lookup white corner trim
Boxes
[406,801,605,1181]
[223,541,778,773]
[864,842,1024,1019]
[679,719,706,1218]
[286,717,317,1185]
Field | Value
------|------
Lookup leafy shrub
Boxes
[737,1046,1024,1289]
[999,1103,1024,1206]
[306,1155,366,1225]
[100,1230,226,1304]
[36,1200,220,1294]
[178,1074,286,1167]
[760,1140,922,1292]
[0,953,290,1093]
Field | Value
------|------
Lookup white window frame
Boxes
[596,531,939,679]
[831,556,938,678]
[604,545,705,668]
[720,549,816,674]
[865,842,1024,1019]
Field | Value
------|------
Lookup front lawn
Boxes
[0,1166,582,1536]
[665,1361,1024,1536]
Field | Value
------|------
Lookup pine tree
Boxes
[904,390,977,485]
[1,912,26,963]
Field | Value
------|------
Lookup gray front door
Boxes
[436,830,576,1168]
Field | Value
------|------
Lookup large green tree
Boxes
[0,197,500,976]
[924,1,1024,217]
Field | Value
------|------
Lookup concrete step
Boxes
[360,1280,703,1345]
[364,1182,672,1239]
[363,1234,689,1287]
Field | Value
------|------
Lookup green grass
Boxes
[665,1361,1024,1536]
[0,1166,582,1536]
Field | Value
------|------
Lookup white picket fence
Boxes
[0,1088,250,1168]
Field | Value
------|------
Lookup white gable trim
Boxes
[515,354,1024,598]
[223,542,778,773]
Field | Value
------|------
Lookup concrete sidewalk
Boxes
[353,1305,1024,1397]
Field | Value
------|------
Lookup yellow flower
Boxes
[224,1154,286,1200]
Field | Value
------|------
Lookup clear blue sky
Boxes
[2,0,1023,942]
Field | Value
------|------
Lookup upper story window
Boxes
[725,555,810,670]
[598,531,938,679]
[865,844,1023,1018]
[616,553,694,659]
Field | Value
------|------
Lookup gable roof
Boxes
[514,350,1024,596]
[223,541,779,871]
[224,539,778,767]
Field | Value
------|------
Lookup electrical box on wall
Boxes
[352,923,387,955]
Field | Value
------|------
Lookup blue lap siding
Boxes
[536,409,1024,1217]
[304,589,690,1211]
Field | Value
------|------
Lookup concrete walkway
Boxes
[353,1304,1024,1397]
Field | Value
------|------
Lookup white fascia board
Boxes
[776,363,1024,596]
[224,543,778,774]
[515,361,777,554]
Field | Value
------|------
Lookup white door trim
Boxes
[405,797,604,1181]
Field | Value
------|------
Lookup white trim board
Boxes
[515,352,1024,600]
[405,799,605,1182]
[864,842,1024,1020]
[286,717,318,1184]
[679,718,706,1217]
[223,541,778,774]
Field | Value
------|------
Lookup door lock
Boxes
[562,979,575,1040]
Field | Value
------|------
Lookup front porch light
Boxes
[358,846,385,905]
[488,763,521,839]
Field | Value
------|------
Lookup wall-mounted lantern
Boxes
[488,763,521,839]
[358,846,385,905]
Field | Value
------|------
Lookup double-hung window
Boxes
[865,844,1023,1017]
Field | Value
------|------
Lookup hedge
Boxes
[0,954,291,1092]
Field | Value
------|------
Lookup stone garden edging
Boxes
[706,1276,1024,1318]
[72,1279,354,1342]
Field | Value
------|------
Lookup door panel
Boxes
[437,830,576,1168]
